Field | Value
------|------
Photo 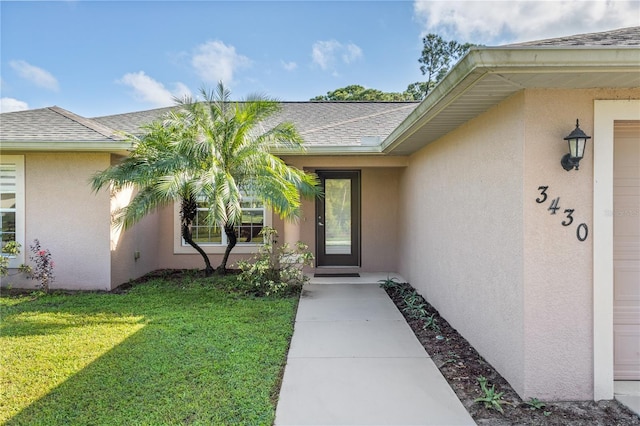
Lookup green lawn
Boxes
[0,273,299,425]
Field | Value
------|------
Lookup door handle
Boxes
[318,216,324,226]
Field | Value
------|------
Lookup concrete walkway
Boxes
[615,381,640,417]
[275,273,476,426]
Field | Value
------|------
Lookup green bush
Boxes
[237,227,313,296]
[0,241,21,277]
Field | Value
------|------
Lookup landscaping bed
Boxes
[382,280,640,426]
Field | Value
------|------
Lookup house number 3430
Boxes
[536,186,588,242]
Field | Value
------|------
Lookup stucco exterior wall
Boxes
[109,185,161,289]
[360,168,401,271]
[155,157,404,273]
[281,156,406,272]
[23,153,112,290]
[398,92,527,395]
[398,87,640,401]
[521,88,640,400]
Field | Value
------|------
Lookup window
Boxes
[0,155,25,266]
[187,195,265,246]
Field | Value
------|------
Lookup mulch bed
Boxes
[383,281,640,425]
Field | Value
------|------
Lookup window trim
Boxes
[0,155,25,267]
[172,202,271,255]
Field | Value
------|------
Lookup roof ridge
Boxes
[300,103,417,136]
[49,106,126,141]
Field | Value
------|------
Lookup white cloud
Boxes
[413,0,640,45]
[118,71,192,107]
[9,60,59,91]
[312,40,364,71]
[281,60,298,71]
[0,97,29,113]
[342,43,363,64]
[191,40,251,84]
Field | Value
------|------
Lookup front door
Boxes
[316,170,360,267]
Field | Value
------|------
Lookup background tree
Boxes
[311,84,413,101]
[92,83,320,275]
[311,35,474,102]
[406,34,475,100]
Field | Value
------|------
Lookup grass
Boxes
[0,272,300,425]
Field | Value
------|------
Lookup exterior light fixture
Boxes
[561,119,591,171]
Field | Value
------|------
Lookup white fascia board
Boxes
[0,141,133,153]
[380,47,640,154]
[270,144,385,156]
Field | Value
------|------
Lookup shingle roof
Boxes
[93,102,419,146]
[0,106,125,142]
[504,26,640,47]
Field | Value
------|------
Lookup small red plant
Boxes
[23,239,55,292]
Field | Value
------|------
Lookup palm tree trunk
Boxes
[181,197,214,276]
[217,224,237,275]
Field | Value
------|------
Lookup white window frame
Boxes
[173,199,271,255]
[0,155,25,267]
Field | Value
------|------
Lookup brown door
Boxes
[316,170,360,267]
[613,120,640,380]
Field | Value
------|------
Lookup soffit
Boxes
[383,48,640,156]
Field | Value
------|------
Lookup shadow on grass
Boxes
[3,280,297,425]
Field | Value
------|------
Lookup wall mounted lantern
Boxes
[561,119,591,171]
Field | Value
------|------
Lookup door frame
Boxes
[593,100,640,400]
[315,170,361,267]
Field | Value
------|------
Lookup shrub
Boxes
[0,241,21,277]
[237,227,313,296]
[21,239,55,293]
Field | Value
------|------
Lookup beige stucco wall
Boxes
[154,156,406,272]
[109,185,161,289]
[398,92,527,395]
[19,153,113,291]
[398,87,640,401]
[521,88,640,399]
[155,156,404,273]
[521,89,595,400]
[281,156,406,272]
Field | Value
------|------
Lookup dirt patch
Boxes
[383,282,640,425]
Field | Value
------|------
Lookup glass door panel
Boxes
[325,179,352,254]
[316,171,360,267]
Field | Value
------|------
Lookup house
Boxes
[1,27,638,402]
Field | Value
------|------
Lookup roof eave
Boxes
[380,47,640,155]
[270,144,384,156]
[0,141,133,154]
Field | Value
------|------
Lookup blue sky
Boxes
[1,1,639,117]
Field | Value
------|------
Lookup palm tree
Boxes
[92,82,320,275]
